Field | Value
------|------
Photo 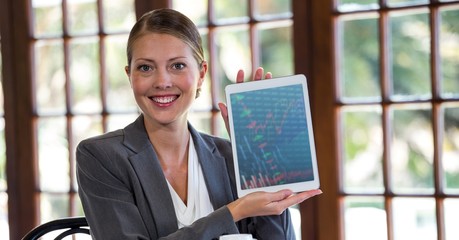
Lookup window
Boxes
[31,0,137,224]
[336,1,459,239]
[173,0,294,137]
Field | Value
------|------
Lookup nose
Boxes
[153,69,173,89]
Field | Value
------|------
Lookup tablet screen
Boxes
[225,74,319,197]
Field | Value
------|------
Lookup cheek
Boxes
[130,79,149,95]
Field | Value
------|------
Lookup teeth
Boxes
[151,96,177,104]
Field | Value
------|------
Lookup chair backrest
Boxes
[22,216,90,240]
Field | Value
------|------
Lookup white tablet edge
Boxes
[225,74,320,198]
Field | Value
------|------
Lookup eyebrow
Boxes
[133,56,189,64]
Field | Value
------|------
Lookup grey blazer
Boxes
[76,115,295,240]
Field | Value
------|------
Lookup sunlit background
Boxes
[1,0,458,239]
[338,0,459,239]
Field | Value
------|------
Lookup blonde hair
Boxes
[126,8,204,69]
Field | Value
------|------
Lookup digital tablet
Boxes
[225,74,320,197]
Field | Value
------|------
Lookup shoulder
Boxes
[76,129,131,166]
[77,115,146,154]
[77,129,124,151]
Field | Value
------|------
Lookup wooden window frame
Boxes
[295,1,459,240]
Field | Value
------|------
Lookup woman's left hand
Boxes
[218,67,272,136]
[227,189,322,222]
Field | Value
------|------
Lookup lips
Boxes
[150,95,178,104]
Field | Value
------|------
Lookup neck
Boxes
[144,118,190,166]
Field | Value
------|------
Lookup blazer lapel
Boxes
[189,125,235,209]
[123,116,178,236]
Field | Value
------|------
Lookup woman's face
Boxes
[126,33,207,127]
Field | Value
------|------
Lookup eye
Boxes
[137,64,152,72]
[171,62,186,70]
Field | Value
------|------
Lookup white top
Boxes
[167,136,214,228]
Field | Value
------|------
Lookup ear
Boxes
[125,66,132,86]
[198,61,208,88]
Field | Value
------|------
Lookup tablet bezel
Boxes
[225,74,320,197]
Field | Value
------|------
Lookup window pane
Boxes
[344,196,387,240]
[214,0,248,23]
[338,0,379,11]
[0,193,8,239]
[342,107,384,193]
[106,114,139,132]
[32,0,63,37]
[388,0,429,7]
[105,35,137,113]
[339,15,380,100]
[70,37,101,114]
[102,0,136,33]
[38,117,70,192]
[391,106,434,194]
[215,26,251,103]
[443,105,459,194]
[40,193,69,223]
[35,40,66,114]
[445,198,459,240]
[188,112,212,134]
[173,0,208,26]
[259,23,294,77]
[72,116,103,148]
[390,11,431,99]
[68,0,98,35]
[392,197,437,240]
[254,0,292,18]
[440,7,459,98]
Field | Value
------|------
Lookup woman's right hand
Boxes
[227,189,322,222]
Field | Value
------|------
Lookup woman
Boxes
[76,8,321,240]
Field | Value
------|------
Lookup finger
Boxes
[218,102,228,118]
[287,189,323,205]
[253,67,264,80]
[236,69,244,83]
[218,102,231,136]
[265,72,272,79]
[270,189,322,211]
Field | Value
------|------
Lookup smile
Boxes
[150,95,178,104]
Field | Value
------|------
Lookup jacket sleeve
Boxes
[76,139,240,240]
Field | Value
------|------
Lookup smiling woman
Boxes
[75,8,321,239]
